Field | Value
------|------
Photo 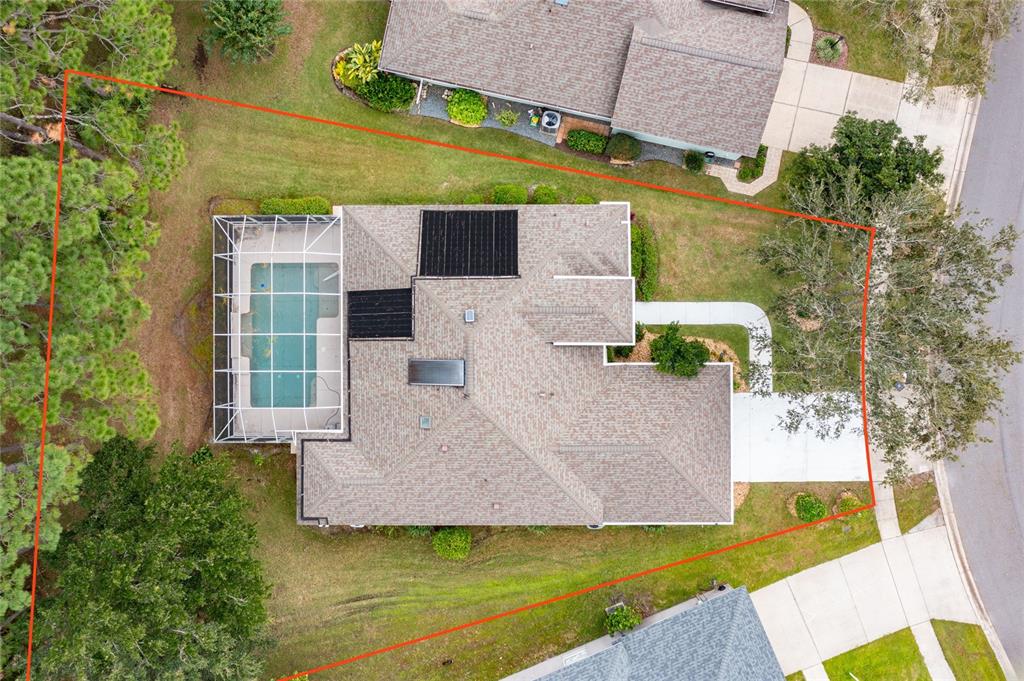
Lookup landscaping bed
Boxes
[799,1,907,81]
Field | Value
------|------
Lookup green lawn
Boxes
[894,472,940,535]
[229,454,877,679]
[933,619,1006,681]
[800,0,908,82]
[786,673,807,681]
[823,628,931,681]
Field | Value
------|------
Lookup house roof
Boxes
[509,587,784,681]
[379,0,787,157]
[298,204,733,526]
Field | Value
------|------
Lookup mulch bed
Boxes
[809,29,849,70]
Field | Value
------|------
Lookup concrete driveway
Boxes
[752,527,978,677]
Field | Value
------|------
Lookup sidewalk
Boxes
[751,527,977,677]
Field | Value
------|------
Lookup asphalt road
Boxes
[944,20,1024,678]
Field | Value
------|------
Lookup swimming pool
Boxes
[245,262,339,408]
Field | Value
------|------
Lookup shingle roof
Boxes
[519,588,784,681]
[298,204,733,526]
[379,0,787,157]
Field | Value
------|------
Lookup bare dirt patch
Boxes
[733,482,751,510]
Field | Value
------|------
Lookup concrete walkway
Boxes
[633,301,773,391]
[751,526,978,677]
[765,2,975,203]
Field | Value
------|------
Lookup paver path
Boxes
[751,527,978,678]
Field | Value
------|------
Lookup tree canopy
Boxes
[1,0,182,638]
[651,324,711,378]
[3,438,269,679]
[202,0,292,64]
[755,115,1019,482]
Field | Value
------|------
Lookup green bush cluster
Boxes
[641,525,665,534]
[574,194,597,204]
[432,527,472,560]
[650,323,710,378]
[259,196,331,214]
[493,184,528,204]
[838,494,863,514]
[795,492,828,522]
[497,107,519,127]
[447,89,487,126]
[611,343,633,359]
[356,73,416,112]
[605,604,642,634]
[737,144,769,182]
[406,525,432,537]
[605,133,641,161]
[631,217,659,301]
[531,185,559,204]
[684,150,705,173]
[565,129,608,155]
[816,36,842,62]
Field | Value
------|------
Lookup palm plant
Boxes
[345,40,382,85]
[815,36,842,63]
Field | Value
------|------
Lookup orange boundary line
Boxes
[25,69,877,681]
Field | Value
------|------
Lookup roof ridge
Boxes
[713,590,746,681]
[636,33,782,72]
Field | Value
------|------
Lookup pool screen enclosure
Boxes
[212,215,344,442]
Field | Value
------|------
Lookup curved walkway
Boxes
[633,301,773,392]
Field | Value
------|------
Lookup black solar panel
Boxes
[347,288,413,339]
[419,210,518,277]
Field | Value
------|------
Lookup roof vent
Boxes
[553,0,569,5]
[464,308,476,323]
[419,415,432,429]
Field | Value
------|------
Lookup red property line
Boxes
[25,69,877,681]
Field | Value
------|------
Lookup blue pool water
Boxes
[247,263,337,407]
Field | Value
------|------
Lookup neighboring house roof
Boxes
[379,0,787,157]
[298,204,733,526]
[507,587,784,681]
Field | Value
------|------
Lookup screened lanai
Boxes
[212,215,344,442]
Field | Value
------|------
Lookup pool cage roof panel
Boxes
[212,215,345,443]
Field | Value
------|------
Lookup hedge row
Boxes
[631,216,659,301]
[566,129,608,155]
[259,196,331,214]
[605,133,641,161]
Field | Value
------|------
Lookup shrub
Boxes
[531,185,559,204]
[355,73,416,112]
[795,493,828,522]
[786,26,791,57]
[463,193,485,204]
[259,196,331,214]
[565,129,608,155]
[447,88,487,126]
[605,604,642,634]
[497,107,519,127]
[641,525,665,534]
[605,133,641,161]
[737,144,769,182]
[838,494,863,514]
[635,321,647,342]
[684,150,705,173]
[202,0,292,64]
[630,217,659,301]
[650,323,710,378]
[816,36,842,62]
[406,525,432,537]
[611,343,633,359]
[574,194,597,204]
[344,40,382,85]
[492,183,528,204]
[526,525,549,535]
[432,527,472,560]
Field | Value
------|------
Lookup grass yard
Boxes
[894,472,940,535]
[230,453,878,679]
[932,619,1006,681]
[142,0,796,451]
[800,0,908,82]
[823,628,931,681]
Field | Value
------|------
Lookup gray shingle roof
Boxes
[298,204,733,526]
[515,588,784,681]
[379,0,787,157]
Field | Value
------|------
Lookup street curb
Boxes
[934,461,1020,680]
[946,93,982,212]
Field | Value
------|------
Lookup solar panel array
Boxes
[418,210,518,277]
[347,288,413,339]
